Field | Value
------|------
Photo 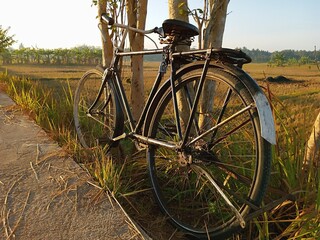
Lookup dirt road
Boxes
[0,91,147,239]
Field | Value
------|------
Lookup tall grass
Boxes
[248,91,320,239]
[0,72,75,148]
[0,72,144,197]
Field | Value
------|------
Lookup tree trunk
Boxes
[126,0,148,122]
[199,0,229,130]
[167,0,229,131]
[168,0,189,51]
[169,0,189,21]
[97,0,114,67]
[304,112,320,167]
[168,0,190,128]
[203,0,230,48]
[191,0,208,49]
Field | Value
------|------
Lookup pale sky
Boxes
[0,0,319,52]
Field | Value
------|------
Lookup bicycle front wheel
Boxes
[73,69,122,149]
[147,66,271,238]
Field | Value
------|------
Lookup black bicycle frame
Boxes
[107,48,170,135]
[94,45,200,149]
[88,44,243,149]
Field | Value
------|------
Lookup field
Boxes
[245,63,320,132]
[2,62,319,128]
[2,62,320,95]
[1,62,320,239]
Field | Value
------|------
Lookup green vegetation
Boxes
[2,45,318,66]
[0,25,15,52]
[0,70,76,148]
[240,47,319,66]
[0,46,164,65]
[0,45,102,65]
[0,63,319,239]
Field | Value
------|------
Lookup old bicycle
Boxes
[73,14,276,239]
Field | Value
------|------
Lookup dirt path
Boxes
[0,91,147,239]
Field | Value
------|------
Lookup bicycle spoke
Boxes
[187,103,255,147]
[209,118,251,147]
[193,163,259,210]
[157,121,178,138]
[209,88,233,145]
[183,84,201,135]
[189,147,255,189]
[191,164,246,228]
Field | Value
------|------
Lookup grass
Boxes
[0,73,76,150]
[1,63,320,239]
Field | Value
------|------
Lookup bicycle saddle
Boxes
[162,19,199,38]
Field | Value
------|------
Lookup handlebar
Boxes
[101,14,115,25]
[101,13,163,36]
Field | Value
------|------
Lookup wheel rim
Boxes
[74,70,117,148]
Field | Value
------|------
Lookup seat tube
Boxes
[170,59,183,141]
[181,49,212,148]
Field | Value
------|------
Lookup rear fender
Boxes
[144,62,276,145]
[213,62,276,145]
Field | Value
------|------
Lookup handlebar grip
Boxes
[101,14,115,26]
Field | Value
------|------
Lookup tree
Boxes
[299,56,310,65]
[197,0,230,129]
[202,0,229,129]
[0,26,15,65]
[126,0,148,121]
[96,0,117,66]
[168,0,191,127]
[0,25,15,53]
[203,0,229,48]
[95,0,147,121]
[168,0,189,51]
[187,0,208,49]
[168,0,230,129]
[271,52,286,66]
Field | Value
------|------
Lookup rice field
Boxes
[2,62,319,126]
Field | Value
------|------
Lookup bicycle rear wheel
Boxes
[73,69,122,148]
[147,66,271,238]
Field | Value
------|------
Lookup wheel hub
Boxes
[178,151,192,166]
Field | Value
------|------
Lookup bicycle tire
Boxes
[73,68,123,149]
[146,66,271,238]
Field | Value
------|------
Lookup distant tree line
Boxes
[240,47,318,66]
[0,45,102,65]
[1,44,318,66]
